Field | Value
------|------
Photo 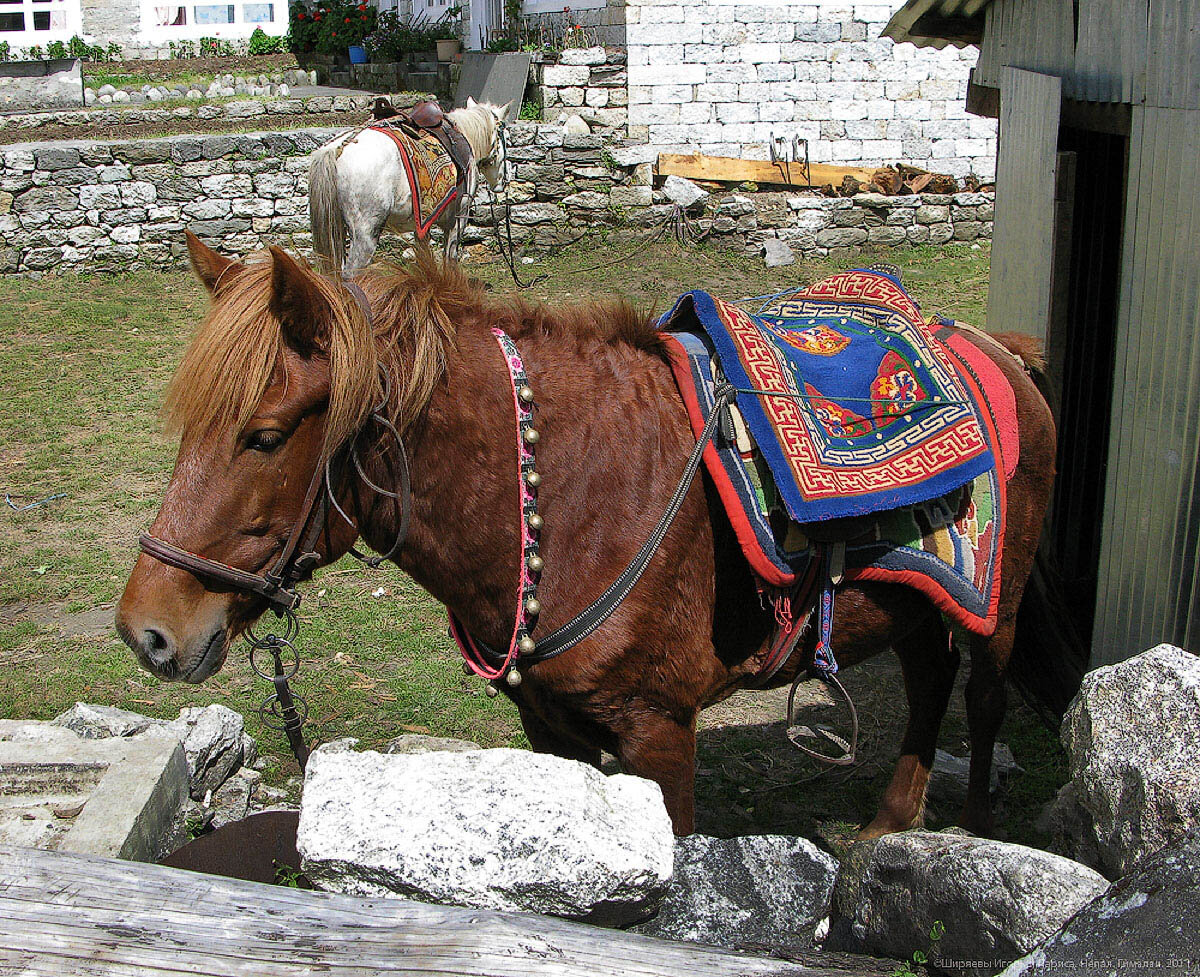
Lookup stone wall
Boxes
[536,47,629,129]
[521,1,628,48]
[0,125,991,275]
[624,0,996,180]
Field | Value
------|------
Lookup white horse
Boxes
[308,98,509,273]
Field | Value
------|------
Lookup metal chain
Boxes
[247,609,311,772]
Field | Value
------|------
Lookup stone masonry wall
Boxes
[624,0,996,180]
[537,47,629,129]
[521,0,628,48]
[0,125,990,275]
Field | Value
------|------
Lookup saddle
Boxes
[371,98,474,187]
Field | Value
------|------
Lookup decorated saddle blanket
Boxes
[369,121,462,240]
[661,271,1019,636]
[660,269,995,523]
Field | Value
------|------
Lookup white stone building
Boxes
[528,0,996,180]
[0,0,287,55]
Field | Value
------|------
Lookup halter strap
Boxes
[138,278,405,614]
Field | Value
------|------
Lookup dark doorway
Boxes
[1046,124,1128,648]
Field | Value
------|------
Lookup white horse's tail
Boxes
[309,141,346,274]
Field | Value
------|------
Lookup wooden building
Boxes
[885,0,1200,669]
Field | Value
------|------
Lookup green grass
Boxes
[0,238,1046,838]
[84,71,215,90]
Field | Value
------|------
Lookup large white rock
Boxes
[1048,644,1200,877]
[297,748,674,925]
[662,174,709,209]
[829,831,1108,977]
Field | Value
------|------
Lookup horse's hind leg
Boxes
[861,612,959,838]
[960,626,1011,835]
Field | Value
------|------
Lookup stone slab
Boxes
[0,59,83,115]
[454,52,531,122]
[0,720,187,862]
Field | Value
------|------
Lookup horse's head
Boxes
[115,232,379,682]
[463,96,511,188]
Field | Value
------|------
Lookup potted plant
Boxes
[433,6,463,61]
[306,0,375,62]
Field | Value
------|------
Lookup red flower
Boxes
[296,10,304,16]
[360,14,366,19]
[332,30,337,35]
[344,15,350,21]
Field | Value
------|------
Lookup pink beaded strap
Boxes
[448,328,543,685]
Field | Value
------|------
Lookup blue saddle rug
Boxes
[659,268,995,523]
[661,271,1015,637]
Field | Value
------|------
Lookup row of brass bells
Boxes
[485,384,537,699]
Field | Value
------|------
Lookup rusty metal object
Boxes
[159,811,310,888]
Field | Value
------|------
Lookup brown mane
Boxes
[165,250,665,454]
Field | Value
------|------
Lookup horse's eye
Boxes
[246,429,285,452]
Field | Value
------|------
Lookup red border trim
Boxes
[663,336,795,588]
[371,126,460,240]
[843,336,1008,636]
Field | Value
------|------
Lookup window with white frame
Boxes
[0,0,81,46]
[140,0,285,41]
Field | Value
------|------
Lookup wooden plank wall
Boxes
[1073,0,1147,103]
[1092,105,1200,665]
[973,0,1074,90]
[986,66,1062,340]
[1145,0,1200,109]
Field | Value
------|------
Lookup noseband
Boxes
[138,281,410,615]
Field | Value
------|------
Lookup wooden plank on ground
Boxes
[0,844,882,977]
[657,153,876,188]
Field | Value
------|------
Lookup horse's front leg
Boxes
[442,205,469,263]
[612,702,698,835]
[517,702,601,768]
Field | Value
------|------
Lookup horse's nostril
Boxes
[143,627,174,663]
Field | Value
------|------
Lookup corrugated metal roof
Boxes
[882,0,995,49]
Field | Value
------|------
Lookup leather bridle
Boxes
[137,282,409,617]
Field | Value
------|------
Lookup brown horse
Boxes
[116,233,1056,837]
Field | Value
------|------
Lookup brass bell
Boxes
[527,554,545,572]
[518,635,536,654]
[528,513,544,530]
[526,471,542,488]
[485,683,500,698]
[523,427,541,445]
[524,597,541,616]
[518,385,535,403]
[506,668,523,687]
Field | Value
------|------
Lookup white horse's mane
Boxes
[448,101,503,161]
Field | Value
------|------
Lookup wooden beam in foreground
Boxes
[0,844,878,977]
[657,153,877,188]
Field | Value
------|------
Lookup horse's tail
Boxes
[990,331,1086,727]
[309,141,346,275]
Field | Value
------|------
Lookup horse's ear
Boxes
[186,230,235,294]
[466,95,477,109]
[495,101,512,121]
[267,246,330,354]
